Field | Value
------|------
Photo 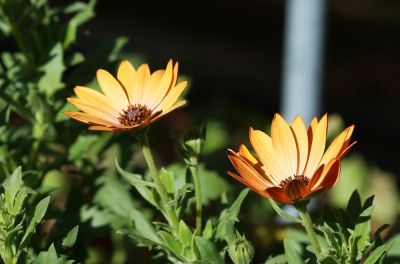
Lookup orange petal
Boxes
[149,100,187,123]
[143,69,165,108]
[97,69,129,110]
[249,128,286,183]
[64,111,122,127]
[131,64,151,105]
[338,141,357,159]
[67,98,119,124]
[290,115,309,175]
[228,152,273,188]
[264,187,292,204]
[74,86,119,114]
[303,114,327,178]
[117,60,136,104]
[320,125,353,166]
[144,60,174,106]
[271,114,297,177]
[238,144,258,165]
[308,164,325,189]
[153,81,187,112]
[311,159,340,191]
[318,159,341,189]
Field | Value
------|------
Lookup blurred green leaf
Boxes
[130,208,160,243]
[62,225,79,248]
[199,165,229,205]
[195,237,224,264]
[284,239,304,264]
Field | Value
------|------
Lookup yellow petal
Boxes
[290,115,309,175]
[239,144,258,165]
[303,114,327,178]
[150,100,187,123]
[142,69,165,108]
[74,86,119,115]
[117,60,136,104]
[153,81,187,112]
[97,69,129,110]
[67,98,119,125]
[131,64,151,105]
[64,111,121,127]
[271,114,297,177]
[319,125,353,166]
[249,128,286,183]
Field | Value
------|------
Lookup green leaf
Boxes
[33,244,58,264]
[199,165,229,204]
[68,134,98,161]
[202,219,213,240]
[284,239,304,264]
[62,0,96,49]
[62,225,79,248]
[38,43,65,99]
[115,160,157,207]
[216,189,249,243]
[4,166,24,215]
[364,237,399,264]
[158,230,183,259]
[352,206,373,253]
[264,254,287,264]
[160,168,174,194]
[195,237,224,264]
[179,220,193,247]
[130,208,160,243]
[346,190,362,221]
[20,196,50,248]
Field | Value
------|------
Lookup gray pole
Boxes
[281,0,326,124]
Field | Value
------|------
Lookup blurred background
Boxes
[3,0,400,262]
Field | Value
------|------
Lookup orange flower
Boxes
[65,60,187,131]
[227,114,355,204]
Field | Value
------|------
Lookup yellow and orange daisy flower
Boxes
[227,114,355,204]
[65,60,187,131]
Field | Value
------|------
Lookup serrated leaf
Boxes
[38,43,65,99]
[62,225,79,248]
[216,189,249,243]
[195,237,223,264]
[284,239,304,264]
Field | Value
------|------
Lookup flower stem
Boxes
[268,199,301,224]
[189,159,202,235]
[296,203,321,259]
[137,130,179,233]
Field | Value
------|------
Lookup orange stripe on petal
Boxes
[249,128,286,183]
[272,114,298,177]
[264,187,291,204]
[117,60,136,104]
[318,159,340,189]
[303,114,327,178]
[284,179,309,202]
[320,126,351,166]
[290,115,309,175]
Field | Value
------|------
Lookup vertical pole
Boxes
[281,0,326,124]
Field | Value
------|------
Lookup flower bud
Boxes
[228,233,255,264]
[177,124,206,165]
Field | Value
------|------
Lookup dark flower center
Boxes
[118,104,152,126]
[279,175,309,188]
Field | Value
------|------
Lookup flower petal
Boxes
[228,151,273,188]
[249,128,286,183]
[64,111,122,127]
[320,125,354,166]
[311,159,340,191]
[131,64,151,105]
[153,81,187,112]
[97,69,129,110]
[117,60,136,104]
[318,159,341,189]
[67,98,119,124]
[264,187,291,204]
[303,114,327,178]
[74,86,120,114]
[290,115,309,175]
[239,144,258,165]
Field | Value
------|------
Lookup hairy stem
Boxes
[189,160,202,235]
[296,203,322,259]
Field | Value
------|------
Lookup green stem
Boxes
[296,203,321,259]
[189,160,202,235]
[137,130,179,233]
[268,199,301,224]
